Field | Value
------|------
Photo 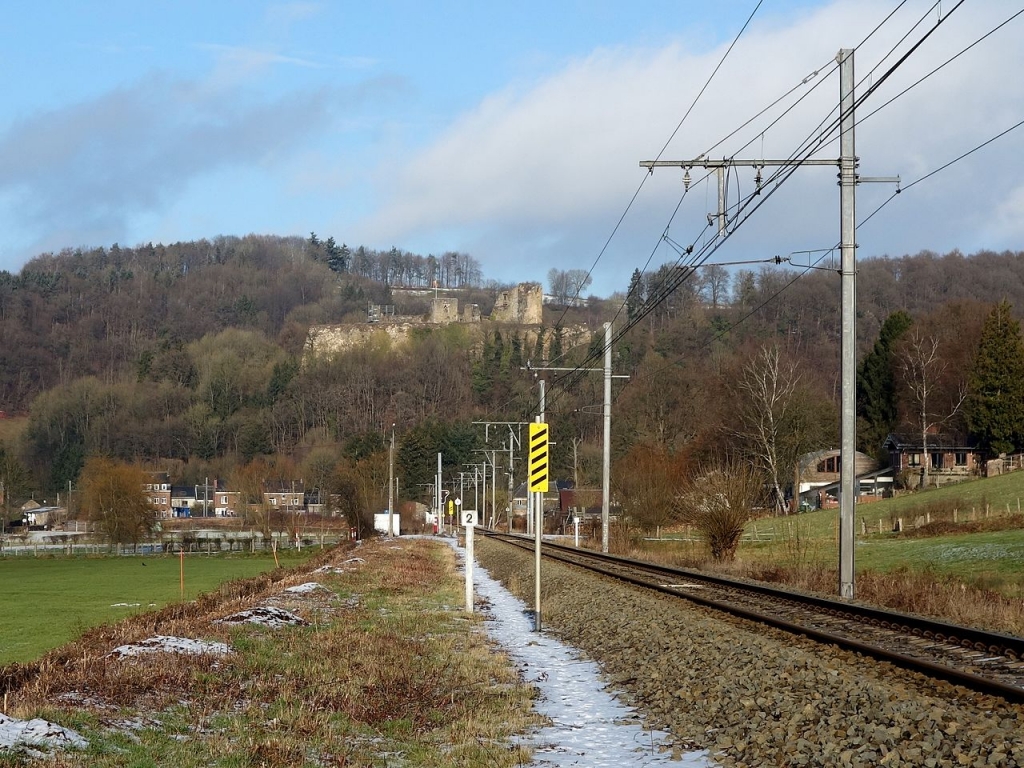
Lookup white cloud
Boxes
[359,0,1024,291]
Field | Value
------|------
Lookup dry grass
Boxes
[630,544,1024,638]
[0,538,539,767]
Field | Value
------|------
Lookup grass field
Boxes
[631,470,1024,633]
[1,539,539,767]
[0,550,316,664]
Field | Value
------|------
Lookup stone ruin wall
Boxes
[306,281,577,360]
[491,282,543,325]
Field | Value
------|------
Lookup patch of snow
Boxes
[108,636,231,658]
[313,566,346,574]
[284,582,324,594]
[0,713,88,756]
[110,602,141,607]
[216,606,308,628]
[450,540,715,767]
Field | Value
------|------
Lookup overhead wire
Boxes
[539,0,970,419]
[542,0,766,356]
[559,0,908,357]
[602,0,921,345]
[624,107,1024,393]
[858,6,1024,126]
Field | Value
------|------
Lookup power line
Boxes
[544,0,766,347]
[860,114,1024,230]
[542,5,967,420]
[623,110,1024,392]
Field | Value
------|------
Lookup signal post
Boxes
[529,419,549,631]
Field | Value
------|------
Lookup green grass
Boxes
[0,550,314,664]
[856,529,1024,598]
[730,471,1024,593]
[747,469,1024,541]
[1,539,539,768]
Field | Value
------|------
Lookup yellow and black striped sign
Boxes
[529,422,549,492]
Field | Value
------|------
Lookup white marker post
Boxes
[573,516,581,548]
[462,509,478,612]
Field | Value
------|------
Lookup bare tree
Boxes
[698,264,730,308]
[547,268,592,305]
[898,329,967,489]
[613,444,684,536]
[79,457,155,548]
[736,345,800,515]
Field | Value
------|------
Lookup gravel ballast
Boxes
[476,539,1024,767]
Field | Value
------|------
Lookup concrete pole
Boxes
[508,440,514,533]
[838,47,857,600]
[465,522,474,613]
[388,425,395,537]
[602,321,612,554]
[436,452,442,535]
[491,450,497,529]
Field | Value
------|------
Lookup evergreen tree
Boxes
[550,325,564,362]
[966,300,1024,457]
[626,268,644,322]
[857,310,912,459]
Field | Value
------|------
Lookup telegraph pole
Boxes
[473,421,529,531]
[601,322,612,553]
[641,48,895,598]
[837,48,857,599]
[388,424,396,537]
[436,453,442,534]
[524,323,627,553]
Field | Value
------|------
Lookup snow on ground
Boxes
[284,581,325,594]
[108,636,231,658]
[0,713,87,757]
[450,538,715,767]
[215,606,308,628]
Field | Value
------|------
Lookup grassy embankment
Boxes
[0,551,316,665]
[1,538,538,767]
[636,470,1024,635]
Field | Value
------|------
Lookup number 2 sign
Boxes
[462,510,478,527]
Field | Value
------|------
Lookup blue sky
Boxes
[1,1,1022,296]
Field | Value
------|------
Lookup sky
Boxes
[1,0,1022,296]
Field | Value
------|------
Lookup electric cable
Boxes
[539,1,970,419]
[543,0,767,349]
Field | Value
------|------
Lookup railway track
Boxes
[483,531,1024,703]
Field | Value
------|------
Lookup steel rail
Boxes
[482,531,1024,703]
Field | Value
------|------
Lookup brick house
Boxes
[882,432,980,487]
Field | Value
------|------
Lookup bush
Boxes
[675,462,767,561]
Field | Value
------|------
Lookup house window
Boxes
[955,452,967,466]
[817,456,839,473]
[931,453,944,470]
[907,453,921,467]
[271,498,278,506]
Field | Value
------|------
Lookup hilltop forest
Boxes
[4,235,1024,528]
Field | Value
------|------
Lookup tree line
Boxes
[5,243,1024,557]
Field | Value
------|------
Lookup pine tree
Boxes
[966,300,1024,457]
[856,310,912,459]
[626,268,644,322]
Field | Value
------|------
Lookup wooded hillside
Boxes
[3,239,1024,529]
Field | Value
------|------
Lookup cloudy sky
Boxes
[1,1,1021,295]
